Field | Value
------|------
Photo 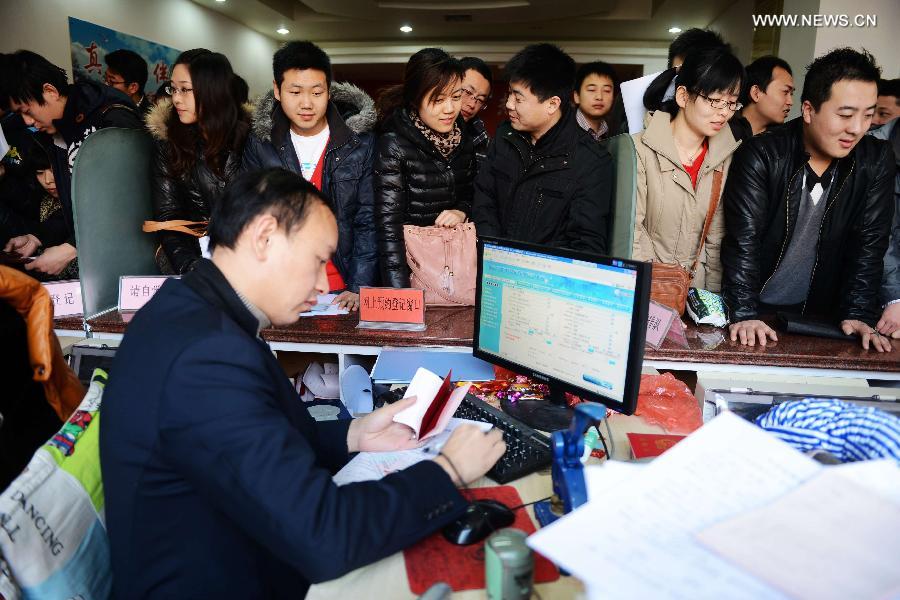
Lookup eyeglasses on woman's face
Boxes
[697,92,743,112]
[165,85,194,96]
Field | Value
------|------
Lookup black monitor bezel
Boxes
[473,236,651,416]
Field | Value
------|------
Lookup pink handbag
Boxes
[403,222,477,306]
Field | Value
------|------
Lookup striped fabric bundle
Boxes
[756,399,900,462]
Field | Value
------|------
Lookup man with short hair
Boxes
[733,55,795,139]
[722,48,896,352]
[473,44,612,254]
[0,50,141,275]
[459,56,493,167]
[100,168,506,598]
[104,48,151,115]
[573,61,619,141]
[243,41,377,311]
[874,78,899,128]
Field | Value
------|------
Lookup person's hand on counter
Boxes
[841,319,893,352]
[332,291,360,312]
[876,303,900,339]
[729,319,778,347]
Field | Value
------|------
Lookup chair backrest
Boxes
[601,133,638,259]
[71,128,157,319]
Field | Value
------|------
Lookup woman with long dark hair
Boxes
[633,46,744,292]
[374,48,475,288]
[146,49,250,274]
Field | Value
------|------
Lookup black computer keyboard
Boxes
[453,394,553,484]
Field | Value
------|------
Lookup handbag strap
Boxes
[142,219,208,237]
[688,169,724,276]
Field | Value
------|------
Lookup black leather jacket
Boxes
[473,108,612,254]
[147,100,249,274]
[374,109,475,287]
[721,118,896,326]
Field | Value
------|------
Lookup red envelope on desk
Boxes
[393,368,471,439]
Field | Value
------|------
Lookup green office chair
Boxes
[601,133,638,259]
[71,128,158,319]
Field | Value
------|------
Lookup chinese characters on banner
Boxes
[68,17,181,97]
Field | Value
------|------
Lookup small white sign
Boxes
[118,275,177,312]
[43,280,83,318]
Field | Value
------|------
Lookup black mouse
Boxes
[442,499,516,546]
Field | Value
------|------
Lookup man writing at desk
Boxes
[100,168,506,598]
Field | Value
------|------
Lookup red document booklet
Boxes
[393,368,471,440]
[627,432,686,459]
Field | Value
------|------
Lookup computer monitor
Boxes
[473,237,651,431]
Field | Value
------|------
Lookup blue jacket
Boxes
[99,259,466,598]
[243,84,378,292]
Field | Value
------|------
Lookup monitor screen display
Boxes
[474,238,648,411]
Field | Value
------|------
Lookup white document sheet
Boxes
[299,294,350,317]
[620,71,661,134]
[332,418,492,486]
[528,413,823,600]
[696,468,900,600]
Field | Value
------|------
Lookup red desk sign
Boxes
[645,300,678,349]
[43,280,83,318]
[118,275,176,312]
[359,287,425,326]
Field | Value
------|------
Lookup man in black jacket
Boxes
[100,169,505,598]
[721,48,895,352]
[0,50,141,276]
[459,56,493,169]
[243,41,376,311]
[473,44,612,254]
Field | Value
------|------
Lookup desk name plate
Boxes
[358,287,426,331]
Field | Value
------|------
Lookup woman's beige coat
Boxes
[632,110,740,292]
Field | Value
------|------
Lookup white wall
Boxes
[779,0,821,119]
[814,0,899,78]
[0,0,278,97]
[708,0,755,64]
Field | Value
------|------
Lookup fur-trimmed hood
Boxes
[145,98,253,142]
[250,81,376,143]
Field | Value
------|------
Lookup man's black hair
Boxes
[273,41,332,88]
[208,168,332,250]
[504,43,575,103]
[575,61,619,92]
[232,74,250,105]
[668,28,730,68]
[878,78,900,103]
[0,50,68,109]
[459,57,493,87]
[802,47,881,110]
[104,49,149,91]
[741,55,793,105]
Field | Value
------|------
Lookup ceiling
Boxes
[191,0,742,44]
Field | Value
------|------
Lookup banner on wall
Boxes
[68,16,181,97]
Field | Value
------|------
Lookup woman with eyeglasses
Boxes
[373,48,475,288]
[632,46,744,293]
[146,49,250,274]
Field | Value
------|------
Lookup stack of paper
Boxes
[528,412,900,600]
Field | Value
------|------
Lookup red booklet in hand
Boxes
[627,432,686,459]
[393,368,471,440]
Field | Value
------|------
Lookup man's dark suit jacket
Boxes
[99,260,466,598]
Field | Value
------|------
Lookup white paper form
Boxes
[332,418,492,486]
[697,468,900,600]
[299,294,350,317]
[527,413,822,600]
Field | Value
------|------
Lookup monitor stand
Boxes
[500,387,573,433]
